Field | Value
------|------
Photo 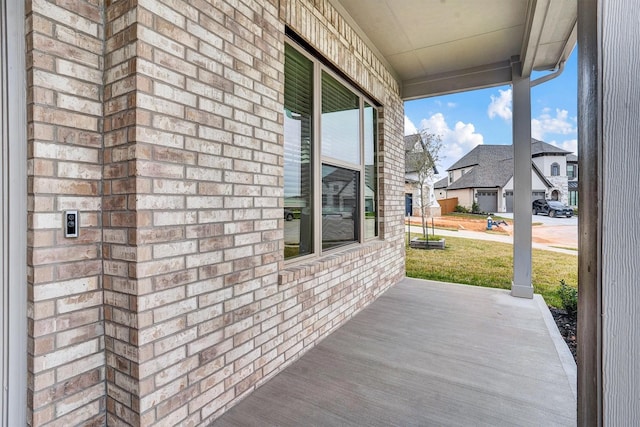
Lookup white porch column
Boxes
[511,58,533,299]
[1,0,27,425]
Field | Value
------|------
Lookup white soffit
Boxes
[332,0,577,99]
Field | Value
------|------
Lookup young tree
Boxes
[405,129,443,237]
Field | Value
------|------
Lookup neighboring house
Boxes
[404,134,439,216]
[437,139,577,213]
[434,176,449,200]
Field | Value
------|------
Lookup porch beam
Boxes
[402,60,512,100]
[511,57,534,299]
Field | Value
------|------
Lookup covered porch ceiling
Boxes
[331,0,577,100]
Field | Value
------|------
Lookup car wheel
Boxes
[286,213,294,221]
[549,210,556,218]
[532,208,537,215]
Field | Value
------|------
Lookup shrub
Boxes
[557,279,577,317]
[471,201,481,214]
[454,205,469,213]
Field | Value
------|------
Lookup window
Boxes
[551,162,560,176]
[569,190,578,206]
[448,171,453,184]
[567,164,576,179]
[284,39,378,260]
[284,44,314,259]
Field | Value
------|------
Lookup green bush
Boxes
[454,205,469,213]
[471,201,481,214]
[557,279,577,317]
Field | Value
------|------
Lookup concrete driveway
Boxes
[499,212,577,227]
[499,213,578,249]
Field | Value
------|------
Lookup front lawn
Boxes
[405,235,577,307]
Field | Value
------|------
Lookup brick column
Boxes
[26,1,106,425]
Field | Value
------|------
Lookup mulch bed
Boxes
[549,307,577,361]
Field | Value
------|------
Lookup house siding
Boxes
[447,189,474,210]
[22,0,405,425]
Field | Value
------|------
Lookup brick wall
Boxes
[26,0,105,425]
[102,1,141,425]
[24,0,406,425]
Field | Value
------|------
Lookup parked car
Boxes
[532,199,573,217]
[284,209,294,221]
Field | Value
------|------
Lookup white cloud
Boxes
[531,108,576,140]
[418,113,484,172]
[548,138,578,155]
[488,88,512,121]
[447,102,457,108]
[404,115,418,135]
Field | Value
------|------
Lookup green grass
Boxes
[406,235,577,307]
[412,235,445,241]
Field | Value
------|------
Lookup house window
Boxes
[448,171,453,184]
[551,162,560,176]
[569,190,578,206]
[567,164,576,179]
[284,39,378,260]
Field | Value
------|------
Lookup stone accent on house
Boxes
[23,0,405,425]
[547,176,569,205]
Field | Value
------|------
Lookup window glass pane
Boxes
[322,164,359,249]
[364,103,377,238]
[321,72,360,164]
[284,44,314,259]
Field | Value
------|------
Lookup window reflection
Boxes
[284,45,313,259]
[322,165,359,249]
[321,72,360,164]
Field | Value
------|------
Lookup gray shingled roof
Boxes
[531,138,571,156]
[447,144,513,171]
[447,155,514,190]
[566,153,578,162]
[445,143,554,191]
[433,176,448,189]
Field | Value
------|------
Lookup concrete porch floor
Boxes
[215,278,577,426]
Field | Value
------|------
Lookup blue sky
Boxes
[404,50,577,174]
